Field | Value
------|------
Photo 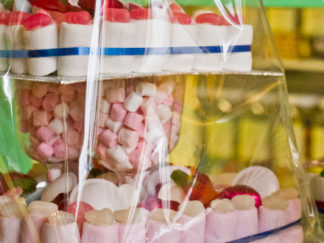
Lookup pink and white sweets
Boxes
[16,80,86,163]
[95,76,183,172]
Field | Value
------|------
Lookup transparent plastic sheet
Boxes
[0,0,323,243]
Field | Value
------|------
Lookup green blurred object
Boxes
[12,178,37,194]
[0,77,33,174]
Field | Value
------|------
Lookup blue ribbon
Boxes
[0,45,251,58]
[227,220,301,243]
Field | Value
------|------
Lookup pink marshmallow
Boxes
[30,94,44,108]
[81,222,119,243]
[0,216,23,243]
[123,112,144,131]
[154,88,168,106]
[42,93,59,112]
[173,100,183,114]
[36,126,56,143]
[98,113,109,128]
[145,218,181,243]
[118,127,139,148]
[62,128,79,146]
[49,118,64,135]
[33,110,50,126]
[170,135,179,151]
[65,117,74,127]
[73,83,86,94]
[99,99,111,114]
[68,146,79,160]
[129,149,142,166]
[41,222,80,243]
[96,127,105,136]
[178,214,205,243]
[137,122,146,138]
[100,129,118,148]
[73,120,84,132]
[118,222,145,243]
[21,105,38,120]
[48,135,61,146]
[29,136,41,148]
[96,142,108,159]
[19,89,31,106]
[172,112,181,126]
[258,206,287,233]
[53,139,66,158]
[20,119,31,133]
[140,97,157,116]
[163,122,171,136]
[205,210,237,243]
[110,103,127,122]
[235,208,258,240]
[281,225,303,243]
[31,83,50,98]
[287,199,301,224]
[62,93,76,104]
[162,94,174,107]
[69,102,84,121]
[37,143,54,159]
[21,214,48,243]
[106,87,126,103]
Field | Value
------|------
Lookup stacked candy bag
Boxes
[0,0,323,242]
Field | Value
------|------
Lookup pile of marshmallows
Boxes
[96,78,181,171]
[17,77,182,168]
[0,3,253,76]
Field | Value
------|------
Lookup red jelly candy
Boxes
[107,0,125,9]
[220,14,243,25]
[23,13,52,31]
[48,10,65,27]
[33,0,70,13]
[170,12,192,25]
[7,12,31,26]
[106,8,130,23]
[66,201,95,227]
[140,197,179,212]
[196,13,221,25]
[0,13,8,25]
[129,2,143,11]
[65,11,91,25]
[169,3,182,13]
[130,9,154,20]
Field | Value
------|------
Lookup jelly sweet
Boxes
[85,208,114,226]
[106,9,130,23]
[66,201,95,227]
[196,13,221,25]
[65,11,91,25]
[130,9,154,20]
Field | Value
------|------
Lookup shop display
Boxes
[0,0,322,242]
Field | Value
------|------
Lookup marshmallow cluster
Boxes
[16,81,86,163]
[96,78,182,171]
[6,17,252,76]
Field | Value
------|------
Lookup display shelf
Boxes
[283,59,324,73]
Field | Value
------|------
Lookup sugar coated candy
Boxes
[23,13,52,31]
[271,188,299,201]
[179,200,205,217]
[114,207,143,224]
[66,201,95,227]
[150,208,177,224]
[211,199,235,213]
[170,12,192,25]
[85,208,114,226]
[140,197,179,212]
[169,3,182,13]
[195,13,221,25]
[219,185,261,207]
[106,8,131,23]
[130,9,155,20]
[65,11,91,25]
[1,202,28,218]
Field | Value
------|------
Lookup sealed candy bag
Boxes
[0,0,323,242]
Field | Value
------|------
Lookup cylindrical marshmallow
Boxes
[118,221,145,243]
[24,24,58,76]
[0,25,9,72]
[21,214,48,243]
[258,206,288,233]
[80,222,119,243]
[193,24,223,71]
[124,91,143,112]
[235,208,258,240]
[145,218,180,243]
[58,23,94,76]
[132,20,170,73]
[286,199,301,224]
[178,214,205,243]
[118,127,139,148]
[41,222,80,243]
[100,21,135,74]
[0,216,22,243]
[163,24,197,71]
[106,145,132,169]
[99,99,110,114]
[105,118,122,133]
[136,83,156,97]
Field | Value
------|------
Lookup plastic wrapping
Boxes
[0,0,323,242]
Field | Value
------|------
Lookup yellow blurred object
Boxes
[307,166,323,174]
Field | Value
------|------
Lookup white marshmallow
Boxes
[100,99,111,114]
[223,25,253,71]
[157,104,172,124]
[133,20,170,73]
[154,88,168,105]
[105,87,126,103]
[193,25,223,71]
[100,21,135,74]
[124,91,143,112]
[140,97,157,116]
[107,145,132,169]
[136,83,156,97]
[163,24,198,71]
[145,130,165,144]
[105,118,122,133]
[58,23,95,77]
[54,103,69,119]
[122,145,136,154]
[24,24,58,76]
[159,79,175,95]
[8,25,28,74]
